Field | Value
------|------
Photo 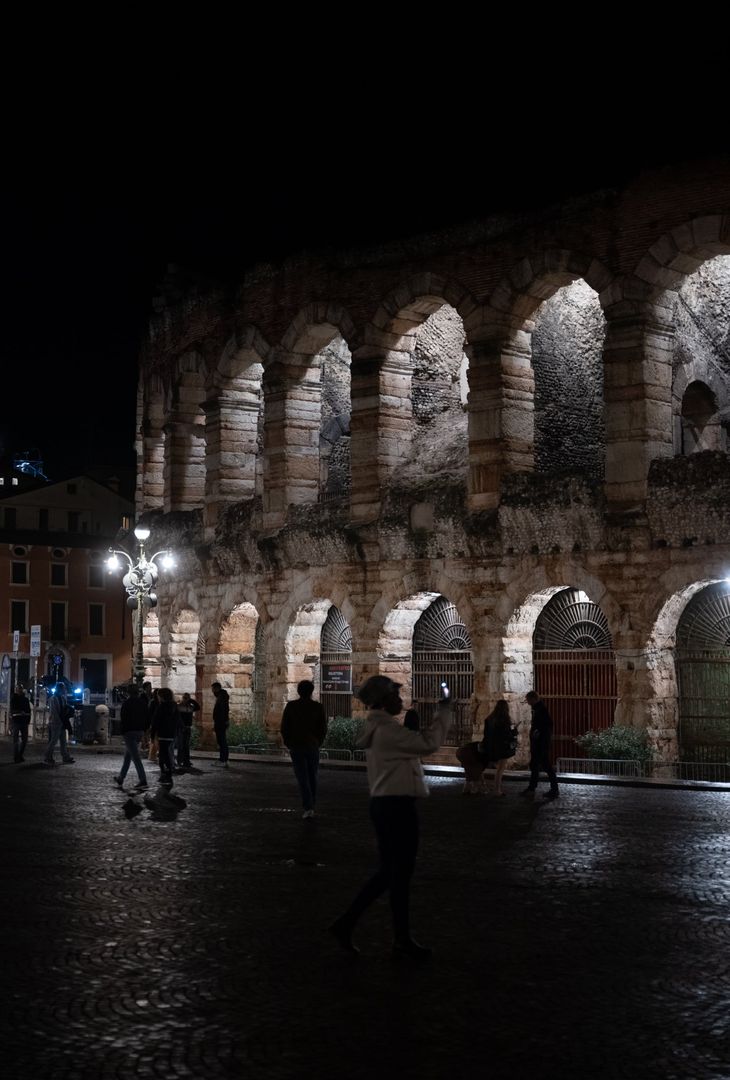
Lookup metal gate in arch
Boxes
[320,606,353,720]
[676,583,730,764]
[533,589,617,759]
[412,597,474,745]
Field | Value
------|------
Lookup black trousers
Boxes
[343,796,419,941]
[528,741,558,792]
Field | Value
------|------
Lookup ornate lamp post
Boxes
[107,525,175,688]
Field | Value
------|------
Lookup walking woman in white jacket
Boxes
[328,675,453,961]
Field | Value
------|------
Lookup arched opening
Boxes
[531,279,606,478]
[206,335,265,516]
[284,599,334,706]
[399,304,469,486]
[676,581,730,764]
[214,602,260,721]
[411,595,474,745]
[319,605,353,720]
[533,588,617,759]
[319,337,352,503]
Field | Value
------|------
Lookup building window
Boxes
[50,602,66,640]
[89,603,104,636]
[89,564,104,588]
[13,545,27,557]
[67,511,79,532]
[4,508,16,529]
[51,563,67,587]
[11,561,28,585]
[11,600,28,633]
[39,509,48,530]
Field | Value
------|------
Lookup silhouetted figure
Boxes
[480,699,516,796]
[281,680,327,818]
[521,690,559,800]
[44,684,75,765]
[176,692,199,768]
[10,686,31,763]
[211,682,230,767]
[403,707,420,732]
[114,684,149,790]
[328,676,453,961]
[150,687,178,786]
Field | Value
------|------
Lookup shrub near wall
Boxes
[576,726,653,765]
[324,715,364,751]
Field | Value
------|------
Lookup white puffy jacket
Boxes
[356,704,453,798]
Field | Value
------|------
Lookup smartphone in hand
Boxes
[440,682,450,700]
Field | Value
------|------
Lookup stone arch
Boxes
[597,219,730,508]
[646,573,730,765]
[210,601,261,726]
[465,250,613,510]
[349,275,477,521]
[282,598,349,719]
[163,351,207,512]
[263,307,357,526]
[204,327,270,525]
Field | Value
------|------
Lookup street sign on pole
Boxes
[30,625,41,657]
[12,630,20,654]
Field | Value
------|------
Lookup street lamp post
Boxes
[107,525,175,688]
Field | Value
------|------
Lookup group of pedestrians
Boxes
[280,677,559,962]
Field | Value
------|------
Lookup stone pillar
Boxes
[467,338,534,511]
[349,351,412,524]
[204,387,260,530]
[603,317,674,510]
[262,360,321,529]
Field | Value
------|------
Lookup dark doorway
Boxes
[81,659,108,693]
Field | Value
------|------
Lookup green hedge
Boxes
[575,725,653,764]
[227,721,269,747]
[324,715,364,750]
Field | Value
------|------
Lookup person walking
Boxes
[281,680,327,819]
[211,682,230,767]
[44,684,75,765]
[480,698,516,796]
[150,687,178,786]
[176,692,199,768]
[113,684,149,790]
[328,676,453,961]
[10,685,31,763]
[520,690,559,800]
[147,687,160,763]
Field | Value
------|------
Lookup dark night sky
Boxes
[2,87,726,494]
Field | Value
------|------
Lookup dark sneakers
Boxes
[543,790,560,800]
[519,788,536,798]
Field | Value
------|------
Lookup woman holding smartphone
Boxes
[328,676,453,961]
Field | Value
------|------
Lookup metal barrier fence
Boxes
[230,743,367,762]
[558,757,730,783]
[558,757,645,778]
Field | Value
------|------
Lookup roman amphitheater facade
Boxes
[135,158,730,770]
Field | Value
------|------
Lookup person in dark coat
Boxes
[114,684,149,789]
[211,682,230,768]
[10,686,31,763]
[479,698,516,796]
[150,687,178,786]
[520,690,559,800]
[281,680,327,818]
[176,692,199,768]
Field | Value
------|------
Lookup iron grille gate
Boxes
[533,649,617,759]
[676,584,730,765]
[320,607,353,720]
[412,597,474,746]
[412,651,474,745]
[533,589,617,758]
[677,651,730,763]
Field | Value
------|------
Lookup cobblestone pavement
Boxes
[1,745,728,1080]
